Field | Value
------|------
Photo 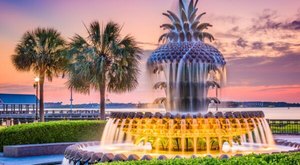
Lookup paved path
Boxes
[0,153,63,165]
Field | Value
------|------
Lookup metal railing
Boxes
[268,120,300,135]
[1,116,300,135]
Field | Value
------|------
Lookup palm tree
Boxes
[67,21,142,120]
[12,27,67,122]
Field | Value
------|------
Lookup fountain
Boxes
[62,0,299,164]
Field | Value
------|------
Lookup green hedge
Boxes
[0,120,106,151]
[104,152,300,165]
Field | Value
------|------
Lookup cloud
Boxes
[213,8,300,58]
[214,32,239,39]
[207,14,240,24]
[251,9,300,32]
[283,20,300,30]
[210,8,300,58]
[267,42,291,52]
[231,26,240,32]
[252,41,264,50]
[226,53,300,86]
[250,9,281,32]
[280,34,295,39]
[235,38,248,48]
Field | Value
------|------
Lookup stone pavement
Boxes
[0,153,63,165]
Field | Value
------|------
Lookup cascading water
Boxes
[100,111,276,154]
[150,42,225,113]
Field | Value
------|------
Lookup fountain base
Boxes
[104,111,272,153]
[62,111,300,164]
[62,140,300,164]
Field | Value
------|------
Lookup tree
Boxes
[67,21,142,120]
[12,28,67,122]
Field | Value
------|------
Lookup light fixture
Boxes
[34,77,40,82]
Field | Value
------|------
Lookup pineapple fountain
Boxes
[62,0,299,164]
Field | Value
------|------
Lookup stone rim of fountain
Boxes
[63,140,300,164]
[63,111,300,164]
[109,111,265,119]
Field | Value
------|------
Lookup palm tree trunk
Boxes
[39,76,45,122]
[100,83,106,120]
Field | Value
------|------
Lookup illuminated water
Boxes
[97,110,280,155]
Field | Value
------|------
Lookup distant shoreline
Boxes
[44,107,300,110]
[45,101,300,109]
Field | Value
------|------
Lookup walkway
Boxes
[0,153,63,165]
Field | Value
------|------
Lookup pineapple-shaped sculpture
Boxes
[159,0,214,43]
[148,0,226,113]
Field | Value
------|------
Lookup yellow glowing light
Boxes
[118,116,258,153]
[34,77,40,82]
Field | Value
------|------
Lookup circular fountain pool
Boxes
[62,137,299,164]
[62,111,300,164]
[80,142,295,157]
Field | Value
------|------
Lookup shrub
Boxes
[103,152,300,165]
[0,120,106,151]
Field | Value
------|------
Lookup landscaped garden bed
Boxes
[101,152,300,165]
[0,120,106,151]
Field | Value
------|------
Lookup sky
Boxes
[0,0,300,104]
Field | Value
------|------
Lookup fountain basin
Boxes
[62,140,300,164]
[62,111,300,165]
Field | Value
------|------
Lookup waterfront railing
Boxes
[268,120,300,135]
[1,112,299,135]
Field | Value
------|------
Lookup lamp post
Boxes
[34,77,39,121]
[70,87,73,113]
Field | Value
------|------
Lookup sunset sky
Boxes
[0,0,300,104]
